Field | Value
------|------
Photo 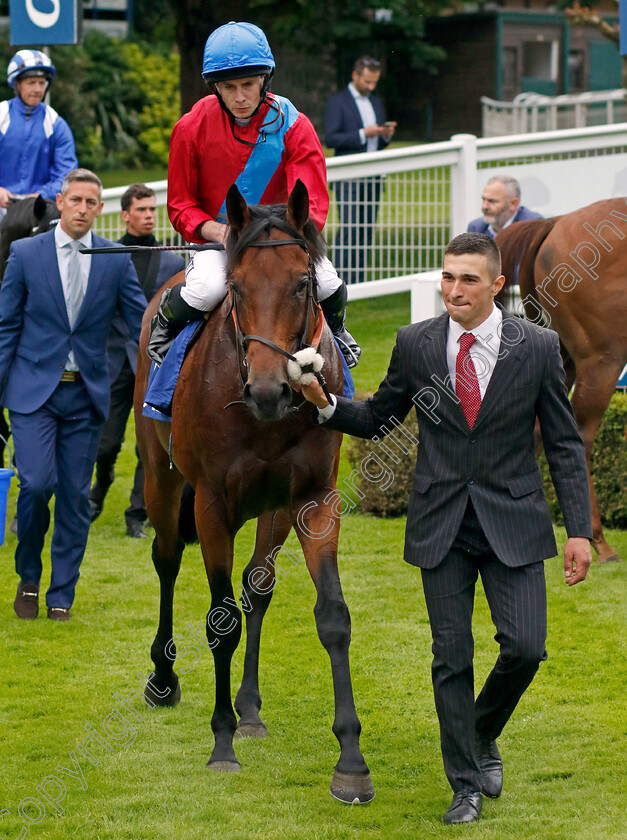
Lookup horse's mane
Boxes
[495,216,559,308]
[226,203,325,275]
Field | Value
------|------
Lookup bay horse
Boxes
[0,194,60,282]
[134,181,374,803]
[496,197,627,563]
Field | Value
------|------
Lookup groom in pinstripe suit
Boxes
[295,233,592,824]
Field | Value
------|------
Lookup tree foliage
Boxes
[0,29,180,170]
[165,0,453,114]
[563,1,626,85]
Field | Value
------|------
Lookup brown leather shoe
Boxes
[14,581,39,619]
[47,607,71,621]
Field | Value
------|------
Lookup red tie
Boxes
[456,333,481,428]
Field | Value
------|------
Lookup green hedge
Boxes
[344,397,419,518]
[346,392,627,528]
[0,30,180,170]
[541,392,627,529]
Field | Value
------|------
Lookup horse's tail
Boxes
[495,217,559,312]
[178,483,199,545]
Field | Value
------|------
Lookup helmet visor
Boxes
[203,65,272,83]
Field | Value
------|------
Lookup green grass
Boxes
[0,295,625,840]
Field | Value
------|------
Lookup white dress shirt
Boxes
[446,304,503,399]
[319,304,504,421]
[54,223,92,370]
[348,82,378,153]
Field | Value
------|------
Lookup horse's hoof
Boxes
[235,721,267,739]
[597,553,621,564]
[329,770,375,804]
[144,672,181,707]
[206,760,241,773]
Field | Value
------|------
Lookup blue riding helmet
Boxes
[7,49,56,88]
[202,21,275,83]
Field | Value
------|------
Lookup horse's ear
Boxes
[286,179,309,231]
[226,184,250,234]
[33,194,47,220]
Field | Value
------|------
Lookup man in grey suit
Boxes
[295,233,592,824]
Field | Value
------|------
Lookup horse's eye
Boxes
[295,276,309,295]
[230,282,242,298]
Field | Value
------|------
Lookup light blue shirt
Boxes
[54,223,92,370]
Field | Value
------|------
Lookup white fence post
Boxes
[450,134,477,237]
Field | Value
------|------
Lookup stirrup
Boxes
[333,334,361,368]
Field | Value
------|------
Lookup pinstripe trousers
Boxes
[420,501,547,793]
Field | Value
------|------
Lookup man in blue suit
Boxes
[324,56,396,284]
[89,184,184,537]
[467,175,542,238]
[0,168,146,621]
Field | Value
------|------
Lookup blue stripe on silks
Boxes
[216,96,300,223]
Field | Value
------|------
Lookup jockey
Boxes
[148,21,362,368]
[0,50,78,212]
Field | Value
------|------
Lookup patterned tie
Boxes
[67,240,84,327]
[456,333,481,429]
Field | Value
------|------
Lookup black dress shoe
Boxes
[14,581,40,619]
[443,790,482,825]
[126,521,149,539]
[476,733,503,798]
[89,480,108,522]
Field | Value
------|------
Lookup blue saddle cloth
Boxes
[142,320,355,421]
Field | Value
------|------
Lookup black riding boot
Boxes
[321,284,362,368]
[147,282,205,365]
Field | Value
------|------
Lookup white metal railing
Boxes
[94,123,627,321]
[482,89,627,138]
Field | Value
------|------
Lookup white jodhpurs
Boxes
[180,248,343,312]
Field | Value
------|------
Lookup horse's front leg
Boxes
[294,495,374,804]
[142,455,186,707]
[195,484,242,771]
[235,509,292,738]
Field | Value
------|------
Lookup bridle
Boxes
[226,235,327,396]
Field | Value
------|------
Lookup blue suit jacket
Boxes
[107,246,184,381]
[0,230,146,421]
[324,87,390,155]
[467,206,543,237]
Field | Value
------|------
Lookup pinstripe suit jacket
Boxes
[324,305,592,569]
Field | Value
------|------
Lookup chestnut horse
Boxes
[496,198,627,563]
[134,182,374,803]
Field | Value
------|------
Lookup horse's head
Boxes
[226,180,324,423]
[0,195,60,282]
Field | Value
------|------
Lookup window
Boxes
[503,46,518,89]
[568,50,585,91]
